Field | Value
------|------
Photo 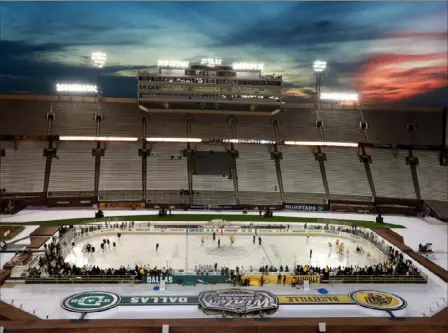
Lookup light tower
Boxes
[91,52,107,98]
[313,60,326,108]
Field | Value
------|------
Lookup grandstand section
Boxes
[369,149,416,199]
[0,96,443,145]
[236,145,281,204]
[415,151,448,202]
[280,146,326,203]
[99,142,141,201]
[325,148,372,200]
[49,142,94,196]
[1,141,46,193]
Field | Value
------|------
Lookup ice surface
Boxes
[65,232,384,271]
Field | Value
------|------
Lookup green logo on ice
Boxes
[61,291,121,313]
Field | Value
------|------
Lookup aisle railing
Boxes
[327,274,427,284]
[24,275,135,284]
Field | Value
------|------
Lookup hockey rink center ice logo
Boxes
[198,289,279,315]
[61,291,121,313]
[349,290,407,311]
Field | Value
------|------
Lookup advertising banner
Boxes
[99,201,145,209]
[283,203,329,212]
[61,290,407,313]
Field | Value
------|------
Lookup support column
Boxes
[228,116,240,205]
[271,145,285,203]
[93,112,104,198]
[314,147,330,200]
[358,146,376,199]
[184,115,194,205]
[139,116,150,202]
[228,144,240,205]
[271,119,284,202]
[406,150,421,200]
[43,111,56,198]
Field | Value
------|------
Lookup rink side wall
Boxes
[0,316,447,333]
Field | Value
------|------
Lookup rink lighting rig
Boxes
[57,136,359,147]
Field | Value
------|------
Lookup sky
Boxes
[0,1,447,106]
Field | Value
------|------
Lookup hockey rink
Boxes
[64,232,385,271]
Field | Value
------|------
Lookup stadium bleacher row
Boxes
[0,99,444,145]
[0,98,446,207]
[0,141,446,204]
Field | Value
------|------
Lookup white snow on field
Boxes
[0,207,447,319]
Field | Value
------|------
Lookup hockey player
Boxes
[213,232,216,241]
[218,239,221,248]
[309,249,313,259]
[258,236,262,245]
[113,242,116,250]
[156,243,159,251]
[201,236,205,245]
[253,235,256,244]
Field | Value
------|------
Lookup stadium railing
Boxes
[24,275,135,284]
[327,274,428,284]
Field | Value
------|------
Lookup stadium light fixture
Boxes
[223,139,275,144]
[91,52,107,68]
[284,141,358,148]
[146,138,202,143]
[232,63,264,71]
[60,136,138,142]
[56,83,98,93]
[320,92,359,102]
[200,58,222,68]
[157,60,189,68]
[313,60,327,73]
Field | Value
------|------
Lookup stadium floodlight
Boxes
[232,62,264,71]
[146,138,202,143]
[200,58,222,68]
[313,60,327,73]
[60,136,138,142]
[91,52,107,68]
[56,83,98,93]
[223,139,275,145]
[320,92,359,102]
[157,60,189,68]
[284,141,358,148]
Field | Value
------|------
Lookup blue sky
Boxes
[0,1,447,105]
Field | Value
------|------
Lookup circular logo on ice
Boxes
[61,291,121,313]
[349,290,406,311]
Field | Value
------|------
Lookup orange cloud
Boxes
[358,52,447,103]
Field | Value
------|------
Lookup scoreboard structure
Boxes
[137,58,283,113]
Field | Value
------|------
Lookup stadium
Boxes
[0,56,447,333]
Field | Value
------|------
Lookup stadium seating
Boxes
[236,145,281,203]
[99,142,141,200]
[48,142,94,196]
[0,97,446,209]
[280,146,327,203]
[1,141,46,193]
[369,149,416,199]
[324,147,372,200]
[415,151,448,202]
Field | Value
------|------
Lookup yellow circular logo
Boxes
[349,290,407,311]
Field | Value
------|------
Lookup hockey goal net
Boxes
[205,219,233,229]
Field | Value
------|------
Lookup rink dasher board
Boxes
[86,228,361,240]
